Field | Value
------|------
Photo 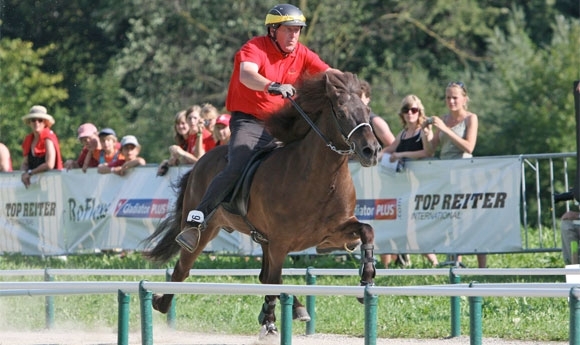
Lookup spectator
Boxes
[64,123,101,172]
[97,135,145,176]
[186,105,216,161]
[360,80,395,148]
[0,142,13,172]
[201,103,219,133]
[158,110,196,176]
[360,80,400,267]
[429,81,485,268]
[176,3,336,251]
[561,210,580,265]
[563,84,580,264]
[20,105,63,188]
[381,94,437,267]
[96,128,123,165]
[213,114,231,146]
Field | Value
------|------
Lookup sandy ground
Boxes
[0,329,568,345]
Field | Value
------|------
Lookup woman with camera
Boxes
[380,94,438,267]
[382,94,434,163]
[428,81,484,268]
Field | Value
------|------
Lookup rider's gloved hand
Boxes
[267,82,296,98]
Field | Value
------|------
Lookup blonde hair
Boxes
[398,94,427,128]
[200,103,219,121]
[173,110,188,147]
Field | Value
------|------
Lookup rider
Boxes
[176,4,336,251]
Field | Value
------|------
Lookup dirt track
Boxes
[0,329,567,345]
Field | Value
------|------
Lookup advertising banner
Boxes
[350,157,522,255]
[0,158,522,256]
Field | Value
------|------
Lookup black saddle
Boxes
[220,142,278,218]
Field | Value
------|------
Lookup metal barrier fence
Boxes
[520,152,576,252]
[1,267,580,345]
[1,279,579,345]
[521,152,577,252]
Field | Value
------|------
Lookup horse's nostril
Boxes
[362,146,377,158]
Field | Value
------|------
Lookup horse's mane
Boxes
[265,71,361,144]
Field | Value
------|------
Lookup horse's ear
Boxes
[325,72,340,100]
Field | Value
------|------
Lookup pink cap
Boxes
[216,114,231,127]
[77,123,98,139]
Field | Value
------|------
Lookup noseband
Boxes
[287,97,372,156]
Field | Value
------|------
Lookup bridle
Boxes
[287,97,372,156]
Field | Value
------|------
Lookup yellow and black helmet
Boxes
[265,4,307,27]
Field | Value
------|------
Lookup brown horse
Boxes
[143,71,380,338]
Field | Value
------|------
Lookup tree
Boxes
[0,38,68,167]
[479,8,580,156]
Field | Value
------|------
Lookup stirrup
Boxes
[175,226,201,253]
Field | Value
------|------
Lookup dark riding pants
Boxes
[194,111,275,218]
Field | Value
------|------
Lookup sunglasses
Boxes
[448,81,466,90]
[29,118,44,123]
[401,107,419,114]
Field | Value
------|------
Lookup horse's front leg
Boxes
[358,223,376,304]
[256,244,287,338]
[258,295,279,338]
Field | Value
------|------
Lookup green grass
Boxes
[0,235,571,341]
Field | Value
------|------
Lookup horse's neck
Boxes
[294,115,350,173]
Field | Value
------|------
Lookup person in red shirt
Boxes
[20,105,63,188]
[185,105,216,162]
[64,123,101,172]
[96,128,123,165]
[176,4,335,252]
[97,135,145,176]
[157,110,193,176]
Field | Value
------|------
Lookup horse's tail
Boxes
[142,169,191,263]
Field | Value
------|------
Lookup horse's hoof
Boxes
[258,322,279,340]
[152,293,171,314]
[293,306,311,322]
[356,296,365,304]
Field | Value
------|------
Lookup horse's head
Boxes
[322,71,381,167]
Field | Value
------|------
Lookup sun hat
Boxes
[99,128,117,137]
[77,123,98,139]
[22,105,55,127]
[120,135,140,147]
[215,114,231,127]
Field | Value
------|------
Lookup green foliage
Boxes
[0,38,68,167]
[1,1,579,164]
[478,8,580,156]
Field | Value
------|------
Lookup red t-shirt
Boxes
[187,129,216,153]
[77,147,100,168]
[226,36,330,120]
[22,128,64,170]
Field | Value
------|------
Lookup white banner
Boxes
[0,158,521,256]
[350,157,522,255]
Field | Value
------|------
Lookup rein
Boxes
[287,97,371,156]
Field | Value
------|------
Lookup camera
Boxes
[425,117,434,125]
[157,162,169,177]
[554,189,575,203]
